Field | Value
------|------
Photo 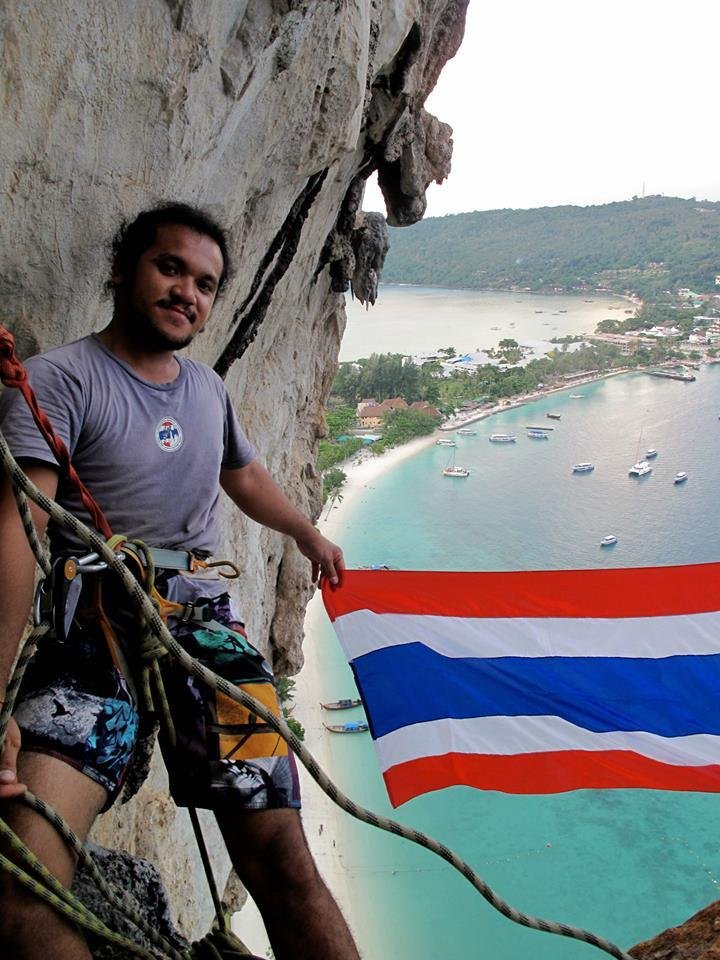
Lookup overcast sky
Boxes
[365,0,720,217]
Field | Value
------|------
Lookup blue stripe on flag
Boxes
[351,644,720,739]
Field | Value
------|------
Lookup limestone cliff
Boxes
[1,0,467,942]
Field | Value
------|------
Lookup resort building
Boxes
[357,397,408,428]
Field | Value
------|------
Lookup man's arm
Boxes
[220,460,344,585]
[0,462,58,798]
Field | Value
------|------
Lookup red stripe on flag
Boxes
[323,564,720,620]
[383,751,720,806]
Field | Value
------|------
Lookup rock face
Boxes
[1,0,468,944]
[630,900,720,959]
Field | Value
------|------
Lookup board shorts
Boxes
[13,569,301,812]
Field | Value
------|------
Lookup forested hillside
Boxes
[381,196,720,297]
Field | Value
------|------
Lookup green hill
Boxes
[381,196,720,298]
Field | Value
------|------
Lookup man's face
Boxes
[115,223,225,351]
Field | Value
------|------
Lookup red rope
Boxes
[0,325,114,540]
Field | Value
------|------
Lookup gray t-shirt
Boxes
[0,335,256,554]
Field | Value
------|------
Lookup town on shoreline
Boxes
[320,287,720,500]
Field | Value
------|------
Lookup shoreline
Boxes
[377,281,635,302]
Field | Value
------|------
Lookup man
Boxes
[0,203,360,960]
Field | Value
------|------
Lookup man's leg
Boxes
[0,752,108,960]
[216,806,360,960]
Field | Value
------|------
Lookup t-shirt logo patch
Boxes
[155,416,184,452]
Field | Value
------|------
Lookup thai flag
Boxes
[322,564,720,807]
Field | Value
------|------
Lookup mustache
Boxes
[157,297,196,321]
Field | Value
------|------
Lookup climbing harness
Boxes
[0,326,635,960]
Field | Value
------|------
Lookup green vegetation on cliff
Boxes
[381,196,720,298]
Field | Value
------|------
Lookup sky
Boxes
[364,0,720,217]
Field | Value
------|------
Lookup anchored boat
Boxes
[321,698,363,711]
[323,721,369,734]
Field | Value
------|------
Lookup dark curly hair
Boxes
[107,202,232,298]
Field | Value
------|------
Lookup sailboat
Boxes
[442,447,470,478]
[629,427,653,477]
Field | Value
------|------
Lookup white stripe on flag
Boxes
[373,714,720,772]
[334,609,720,661]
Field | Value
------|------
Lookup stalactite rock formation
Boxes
[1,0,468,943]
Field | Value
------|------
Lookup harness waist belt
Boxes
[147,547,196,572]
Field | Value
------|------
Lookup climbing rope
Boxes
[0,430,635,960]
[0,327,113,539]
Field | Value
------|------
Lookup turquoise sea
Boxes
[309,290,720,960]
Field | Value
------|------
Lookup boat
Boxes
[673,472,688,484]
[436,438,456,447]
[645,448,658,459]
[573,463,595,473]
[569,394,584,399]
[600,535,618,547]
[629,460,652,477]
[443,448,470,477]
[321,698,363,711]
[457,428,477,436]
[323,721,369,734]
[546,413,561,420]
[489,434,516,443]
[527,429,549,439]
[526,425,553,431]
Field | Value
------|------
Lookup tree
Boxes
[381,408,441,445]
[322,467,347,502]
[325,406,357,438]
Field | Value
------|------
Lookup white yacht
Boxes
[527,429,549,439]
[673,472,688,484]
[645,448,658,459]
[629,460,652,477]
[489,434,516,443]
[573,462,595,473]
[600,535,618,547]
[436,438,456,447]
[443,465,470,478]
[457,428,477,436]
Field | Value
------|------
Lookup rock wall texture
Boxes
[1,0,468,944]
[630,900,720,959]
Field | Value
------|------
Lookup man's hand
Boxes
[295,530,345,587]
[0,716,26,799]
[221,462,346,587]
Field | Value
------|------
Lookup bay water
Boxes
[310,288,720,959]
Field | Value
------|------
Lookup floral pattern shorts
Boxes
[13,573,300,812]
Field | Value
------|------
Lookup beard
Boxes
[125,302,198,352]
